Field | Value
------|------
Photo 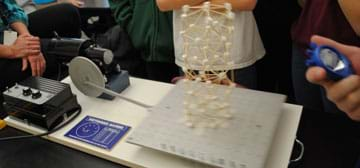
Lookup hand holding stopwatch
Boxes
[306,43,354,81]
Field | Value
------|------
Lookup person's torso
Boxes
[291,0,360,53]
[127,0,174,63]
[173,10,265,70]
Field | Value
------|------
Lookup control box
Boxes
[2,77,80,130]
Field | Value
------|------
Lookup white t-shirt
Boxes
[173,10,265,70]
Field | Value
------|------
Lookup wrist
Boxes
[18,32,31,36]
[7,45,18,59]
[0,45,17,59]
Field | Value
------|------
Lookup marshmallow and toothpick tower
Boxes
[179,2,237,128]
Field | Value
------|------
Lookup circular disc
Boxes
[69,56,105,97]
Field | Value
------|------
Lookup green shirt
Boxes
[108,0,174,63]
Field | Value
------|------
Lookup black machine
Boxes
[46,37,130,99]
[47,37,117,76]
[2,37,130,130]
[3,77,80,130]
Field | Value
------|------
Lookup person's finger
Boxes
[41,60,46,76]
[40,55,46,76]
[76,0,84,6]
[26,49,41,56]
[327,75,360,102]
[25,36,40,41]
[346,106,360,122]
[25,43,40,50]
[306,67,333,88]
[26,40,41,47]
[22,57,28,71]
[311,35,355,56]
[27,45,41,52]
[24,37,40,45]
[311,35,360,74]
[337,88,360,113]
[35,59,41,76]
[30,59,36,76]
[70,1,82,7]
[25,36,39,41]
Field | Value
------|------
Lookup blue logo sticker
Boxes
[65,116,131,150]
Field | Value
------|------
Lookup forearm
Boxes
[0,45,15,59]
[35,3,56,9]
[338,0,360,36]
[35,0,61,9]
[210,0,257,11]
[10,22,30,35]
[156,0,205,11]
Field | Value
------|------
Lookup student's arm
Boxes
[5,0,40,56]
[0,45,16,58]
[156,0,205,11]
[5,0,28,23]
[210,0,256,11]
[10,22,30,35]
[338,0,360,36]
[58,0,83,7]
[36,0,84,8]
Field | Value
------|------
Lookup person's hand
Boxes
[22,53,46,76]
[306,35,360,121]
[9,34,41,59]
[311,35,360,74]
[60,0,84,7]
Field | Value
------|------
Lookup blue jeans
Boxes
[292,45,342,114]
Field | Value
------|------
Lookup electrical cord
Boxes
[0,106,82,141]
[289,138,304,163]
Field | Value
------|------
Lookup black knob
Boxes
[32,90,42,99]
[22,87,32,96]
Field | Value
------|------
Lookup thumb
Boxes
[306,67,333,89]
[22,57,28,71]
[311,35,356,58]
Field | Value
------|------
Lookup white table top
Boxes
[5,77,302,168]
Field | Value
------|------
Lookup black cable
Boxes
[0,106,81,141]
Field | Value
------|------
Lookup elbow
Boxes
[249,1,257,10]
[233,0,257,11]
[156,0,172,11]
[351,16,360,36]
[244,0,257,10]
[353,23,360,37]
